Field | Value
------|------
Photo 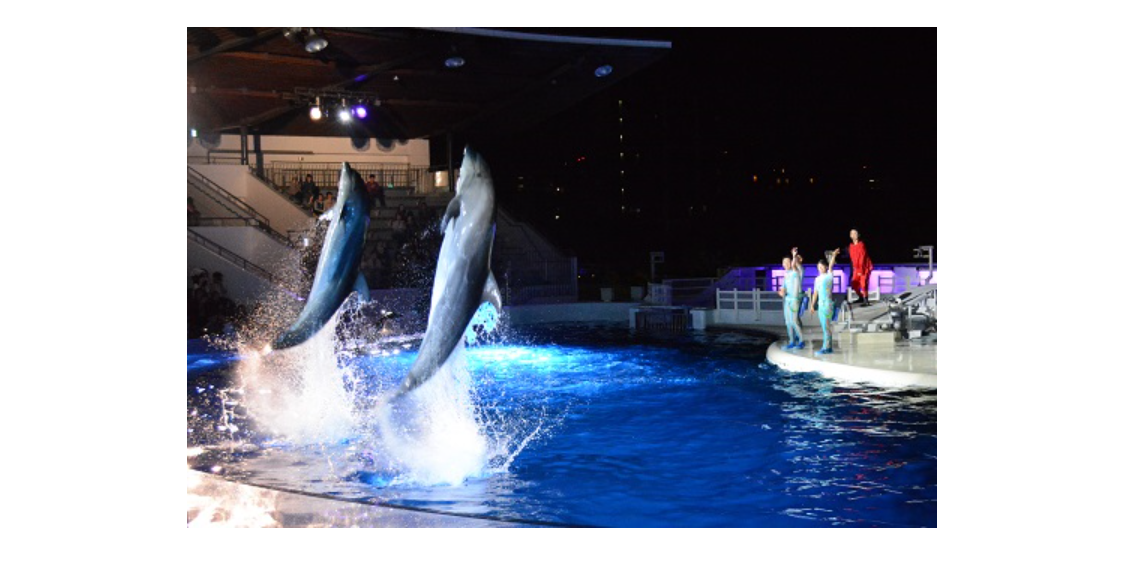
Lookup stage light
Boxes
[353,105,368,119]
[445,56,466,68]
[304,29,328,53]
[337,107,351,123]
[309,97,322,121]
[595,64,613,78]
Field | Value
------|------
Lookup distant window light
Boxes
[785,178,790,185]
[869,179,876,183]
[619,134,623,142]
[752,175,758,183]
[776,178,782,185]
[810,177,815,184]
[781,168,785,174]
[555,215,561,220]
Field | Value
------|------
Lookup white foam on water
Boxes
[236,316,357,445]
[372,345,489,486]
[222,295,550,489]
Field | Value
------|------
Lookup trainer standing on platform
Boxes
[848,228,873,306]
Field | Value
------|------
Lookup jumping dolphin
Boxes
[396,148,501,396]
[267,163,371,353]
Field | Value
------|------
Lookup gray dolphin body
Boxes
[397,148,501,396]
[270,163,371,352]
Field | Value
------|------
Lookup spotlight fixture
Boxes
[595,64,614,78]
[445,56,466,69]
[336,103,352,123]
[304,29,328,53]
[309,97,322,121]
[352,104,368,119]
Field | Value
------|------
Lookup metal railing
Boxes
[646,278,717,307]
[187,166,293,247]
[265,162,434,195]
[715,289,785,323]
[247,166,323,216]
[188,166,269,224]
[717,263,936,297]
[187,228,277,283]
[502,257,578,305]
[632,307,691,331]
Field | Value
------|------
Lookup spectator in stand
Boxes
[847,228,874,306]
[366,174,386,208]
[414,200,430,230]
[210,271,229,302]
[392,205,408,238]
[188,197,201,226]
[300,174,318,207]
[313,191,327,216]
[288,176,303,202]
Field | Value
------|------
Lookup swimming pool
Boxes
[187,322,936,527]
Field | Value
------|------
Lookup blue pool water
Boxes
[187,323,936,527]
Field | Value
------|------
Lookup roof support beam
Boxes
[188,28,282,66]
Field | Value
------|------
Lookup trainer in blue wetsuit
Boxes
[780,250,805,349]
[810,248,841,355]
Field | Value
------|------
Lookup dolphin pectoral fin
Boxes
[354,273,371,303]
[440,197,461,234]
[483,272,503,313]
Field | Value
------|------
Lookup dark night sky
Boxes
[460,29,937,282]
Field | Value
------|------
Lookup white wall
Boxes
[190,164,314,236]
[504,303,637,325]
[188,134,430,166]
[192,226,296,273]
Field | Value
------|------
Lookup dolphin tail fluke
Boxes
[483,271,502,313]
[354,273,371,303]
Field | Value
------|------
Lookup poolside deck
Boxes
[187,469,527,527]
[765,330,937,388]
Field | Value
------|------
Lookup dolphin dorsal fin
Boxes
[483,271,502,313]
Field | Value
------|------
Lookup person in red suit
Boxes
[848,228,873,306]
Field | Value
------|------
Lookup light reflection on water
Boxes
[188,322,936,527]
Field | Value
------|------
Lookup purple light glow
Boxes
[353,105,368,119]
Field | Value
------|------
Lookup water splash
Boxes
[203,288,551,490]
[370,345,489,486]
[235,313,358,445]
